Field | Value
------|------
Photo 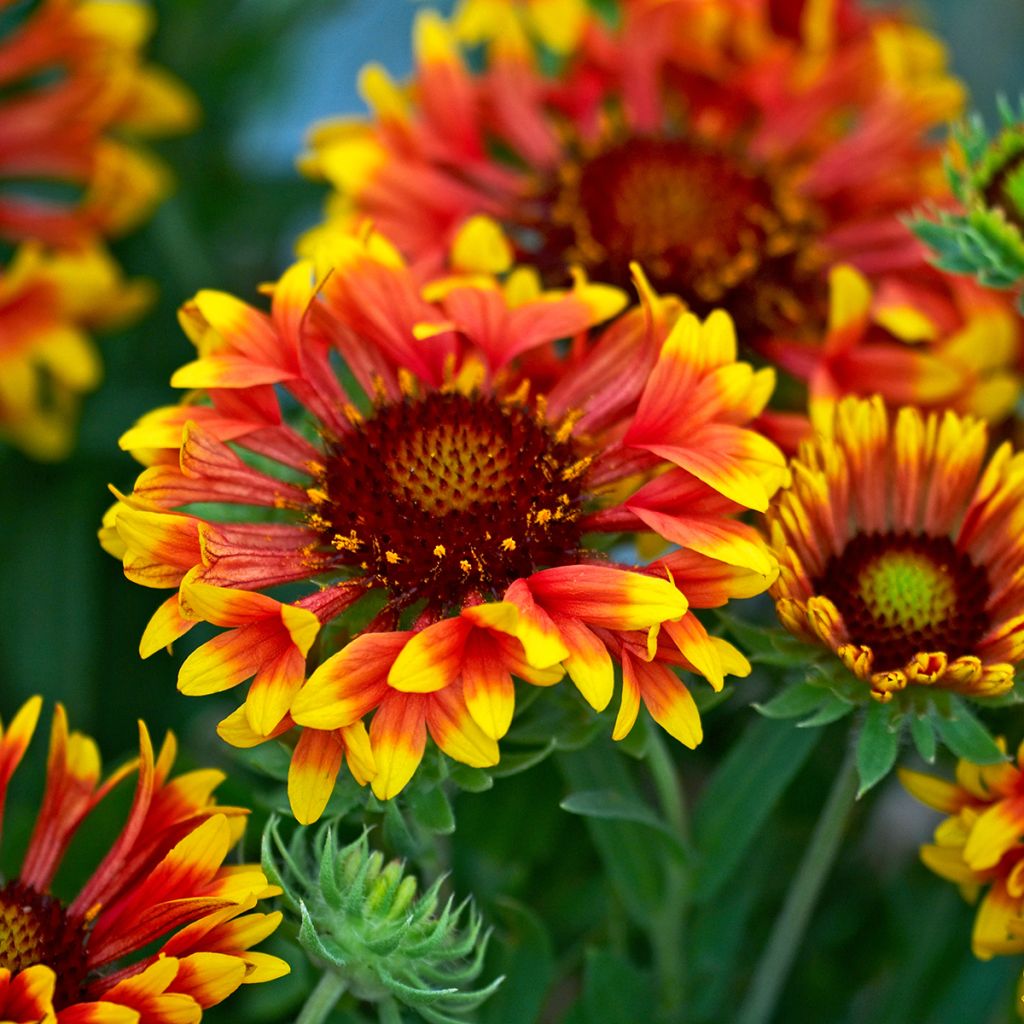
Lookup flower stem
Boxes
[295,971,348,1024]
[645,730,691,1016]
[735,744,858,1024]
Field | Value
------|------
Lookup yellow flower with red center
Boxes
[767,395,1024,703]
[761,264,1023,451]
[299,0,960,344]
[0,0,196,247]
[0,697,287,1023]
[901,745,1024,961]
[0,243,152,459]
[103,229,786,819]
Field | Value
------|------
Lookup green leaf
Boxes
[557,743,673,925]
[797,692,855,728]
[909,714,937,764]
[691,716,821,904]
[409,786,456,835]
[580,949,656,1024]
[931,701,1006,765]
[480,901,555,1024]
[754,682,825,719]
[856,702,902,797]
[559,789,688,860]
[447,764,495,793]
[490,739,559,778]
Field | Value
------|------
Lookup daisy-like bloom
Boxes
[901,744,1024,960]
[0,243,151,459]
[0,0,196,247]
[762,262,1023,447]
[0,696,288,1022]
[767,394,1024,704]
[299,0,961,343]
[104,229,785,818]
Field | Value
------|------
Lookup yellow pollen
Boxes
[433,544,446,558]
[305,460,326,475]
[460,559,472,573]
[332,532,361,552]
[501,537,517,551]
[385,550,401,564]
[555,410,583,443]
[535,509,553,525]
[343,403,364,425]
[306,487,329,504]
[561,458,592,481]
[307,513,329,530]
[398,368,419,397]
[507,380,532,405]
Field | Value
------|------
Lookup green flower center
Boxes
[856,549,958,633]
[816,531,991,673]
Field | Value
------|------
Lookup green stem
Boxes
[735,744,859,1024]
[646,728,690,845]
[378,997,404,1024]
[645,730,691,1017]
[295,971,348,1024]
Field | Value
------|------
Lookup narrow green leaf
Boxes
[559,789,688,860]
[753,682,825,719]
[691,716,821,904]
[909,714,937,764]
[480,901,555,1024]
[856,703,902,797]
[797,692,855,728]
[581,949,656,1024]
[931,701,1007,765]
[557,743,672,924]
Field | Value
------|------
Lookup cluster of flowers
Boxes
[4,0,1024,1016]
[0,0,195,457]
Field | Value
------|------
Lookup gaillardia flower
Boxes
[0,696,287,1022]
[105,230,784,818]
[767,395,1024,703]
[0,243,151,459]
[300,0,961,342]
[901,744,1024,960]
[762,263,1022,446]
[0,0,196,247]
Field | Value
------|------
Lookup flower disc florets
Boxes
[301,0,961,343]
[767,396,1024,703]
[313,389,586,610]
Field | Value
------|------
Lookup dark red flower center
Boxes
[310,391,587,613]
[522,136,823,338]
[0,880,89,1006]
[816,531,991,672]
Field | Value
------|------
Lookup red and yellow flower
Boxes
[104,229,785,818]
[767,395,1024,703]
[0,0,196,247]
[0,696,287,1022]
[762,263,1023,449]
[902,744,1024,960]
[0,243,151,459]
[299,0,960,344]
